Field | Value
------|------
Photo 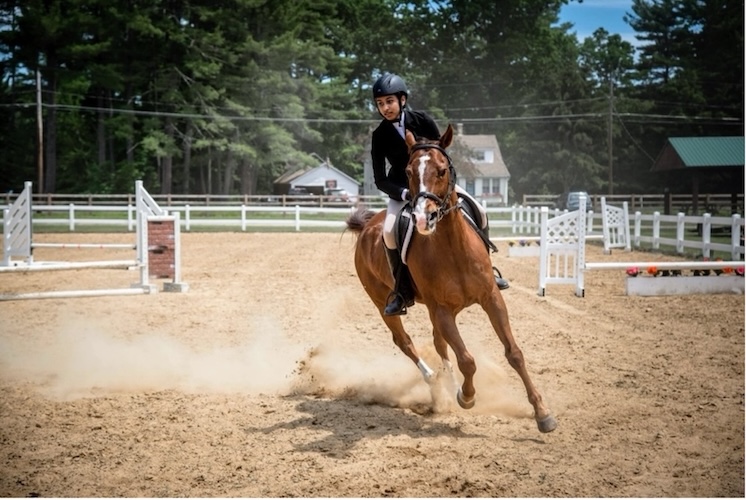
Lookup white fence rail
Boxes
[1,200,743,258]
[632,211,743,259]
[4,203,577,233]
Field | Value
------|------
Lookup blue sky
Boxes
[557,0,637,47]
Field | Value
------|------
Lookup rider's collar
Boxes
[393,112,405,138]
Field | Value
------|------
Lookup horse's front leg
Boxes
[380,314,436,382]
[482,294,558,433]
[428,305,477,409]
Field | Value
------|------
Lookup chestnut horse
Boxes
[345,124,557,433]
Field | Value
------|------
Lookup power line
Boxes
[0,101,740,126]
[614,105,656,163]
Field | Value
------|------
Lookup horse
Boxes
[344,124,557,433]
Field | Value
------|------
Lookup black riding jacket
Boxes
[371,109,440,200]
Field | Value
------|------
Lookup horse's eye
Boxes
[405,169,412,178]
[437,168,447,178]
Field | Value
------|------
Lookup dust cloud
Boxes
[292,336,535,418]
[0,313,534,418]
[0,315,308,400]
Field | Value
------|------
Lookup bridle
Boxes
[409,143,459,222]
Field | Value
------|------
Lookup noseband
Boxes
[409,143,459,222]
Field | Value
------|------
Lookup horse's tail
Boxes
[345,206,377,234]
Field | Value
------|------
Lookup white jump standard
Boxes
[537,195,745,297]
[1,180,188,300]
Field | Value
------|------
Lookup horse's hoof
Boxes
[536,414,558,433]
[456,388,475,410]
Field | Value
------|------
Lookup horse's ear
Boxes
[405,129,416,148]
[440,124,454,149]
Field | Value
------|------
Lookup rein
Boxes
[409,143,459,222]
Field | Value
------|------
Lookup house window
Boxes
[473,150,486,162]
[481,178,499,195]
[465,180,475,195]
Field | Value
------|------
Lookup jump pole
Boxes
[0,260,138,272]
[32,243,135,249]
[0,287,153,301]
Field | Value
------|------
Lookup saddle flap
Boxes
[458,195,498,253]
[393,205,415,265]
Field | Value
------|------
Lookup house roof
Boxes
[652,136,744,171]
[274,168,310,184]
[455,134,511,178]
[273,163,360,187]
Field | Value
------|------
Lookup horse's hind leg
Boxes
[432,327,458,390]
[482,296,557,433]
[428,306,477,410]
[430,327,460,411]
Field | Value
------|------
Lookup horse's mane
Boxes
[412,135,438,146]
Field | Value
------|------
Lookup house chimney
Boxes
[456,123,464,135]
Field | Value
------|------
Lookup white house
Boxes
[273,161,361,196]
[452,123,511,206]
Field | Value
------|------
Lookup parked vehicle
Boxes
[284,187,313,201]
[324,187,356,203]
[556,191,590,211]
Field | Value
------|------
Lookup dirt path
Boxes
[0,232,743,497]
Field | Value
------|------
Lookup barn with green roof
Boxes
[652,136,744,214]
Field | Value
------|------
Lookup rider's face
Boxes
[375,95,405,120]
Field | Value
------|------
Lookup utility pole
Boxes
[607,75,614,195]
[36,68,44,193]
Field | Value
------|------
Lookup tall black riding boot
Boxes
[384,247,415,316]
[482,223,510,290]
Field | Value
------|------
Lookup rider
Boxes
[371,72,509,316]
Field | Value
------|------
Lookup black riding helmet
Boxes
[372,73,408,121]
[372,72,408,99]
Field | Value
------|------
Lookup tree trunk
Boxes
[107,91,116,173]
[240,160,256,195]
[161,155,172,194]
[221,131,239,195]
[97,91,106,171]
[160,117,175,194]
[181,121,193,194]
[222,149,235,195]
[198,147,210,194]
[125,85,134,165]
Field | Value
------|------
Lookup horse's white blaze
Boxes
[417,155,429,193]
[413,154,430,231]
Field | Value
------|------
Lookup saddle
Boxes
[394,194,497,265]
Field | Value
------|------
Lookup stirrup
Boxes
[493,266,510,290]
